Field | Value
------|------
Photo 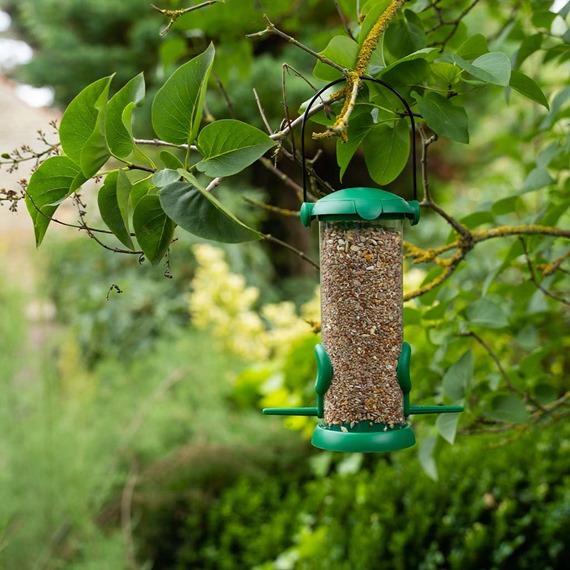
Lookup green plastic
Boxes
[300,188,420,227]
[263,341,464,452]
[312,421,416,453]
[397,342,465,417]
[262,343,332,418]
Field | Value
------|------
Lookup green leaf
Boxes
[487,394,530,423]
[418,435,438,481]
[337,112,375,180]
[509,70,549,109]
[196,120,275,177]
[466,298,509,329]
[384,10,426,61]
[106,73,145,159]
[514,33,543,69]
[413,92,469,144]
[152,43,215,145]
[453,52,511,86]
[132,194,175,265]
[98,171,134,250]
[436,413,460,445]
[59,75,113,177]
[313,36,358,81]
[532,10,557,29]
[519,167,554,195]
[160,172,261,243]
[442,350,472,402]
[456,34,489,60]
[363,119,410,185]
[25,156,85,246]
[160,150,184,170]
[152,169,181,188]
[533,383,559,405]
[377,47,439,76]
[130,176,154,210]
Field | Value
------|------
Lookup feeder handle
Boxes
[300,75,418,203]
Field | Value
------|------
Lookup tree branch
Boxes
[152,0,222,35]
[246,16,346,73]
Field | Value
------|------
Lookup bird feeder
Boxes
[263,77,463,452]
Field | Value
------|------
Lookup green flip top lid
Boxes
[300,188,420,227]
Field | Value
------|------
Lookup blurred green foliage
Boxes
[0,282,304,568]
[137,423,570,570]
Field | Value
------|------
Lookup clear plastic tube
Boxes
[319,219,405,427]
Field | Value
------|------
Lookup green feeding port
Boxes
[263,188,463,453]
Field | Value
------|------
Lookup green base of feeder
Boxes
[312,421,416,453]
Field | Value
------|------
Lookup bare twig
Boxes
[243,196,300,217]
[334,0,355,40]
[213,72,236,118]
[429,0,481,50]
[253,88,273,134]
[246,16,346,73]
[259,157,305,202]
[152,0,222,35]
[520,238,570,306]
[134,138,190,150]
[261,232,319,270]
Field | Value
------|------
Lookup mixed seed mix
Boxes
[320,221,405,427]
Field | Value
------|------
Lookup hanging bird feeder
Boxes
[263,77,463,453]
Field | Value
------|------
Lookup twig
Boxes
[418,124,437,202]
[541,251,570,276]
[152,1,222,35]
[314,0,405,140]
[213,72,236,118]
[334,0,355,40]
[253,88,273,134]
[205,177,223,192]
[246,16,346,73]
[261,233,319,270]
[242,196,300,217]
[429,0,480,50]
[134,138,190,150]
[464,332,527,398]
[520,238,570,306]
[258,157,305,202]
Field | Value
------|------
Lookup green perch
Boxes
[262,342,463,418]
[262,343,332,418]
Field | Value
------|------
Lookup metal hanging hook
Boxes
[300,75,418,203]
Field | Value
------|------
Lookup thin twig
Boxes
[152,0,221,35]
[261,233,319,270]
[520,238,570,306]
[205,177,223,192]
[243,196,300,217]
[430,0,480,50]
[334,0,355,40]
[253,88,273,134]
[258,157,305,202]
[246,16,346,73]
[418,124,437,202]
[213,72,236,118]
[134,138,190,150]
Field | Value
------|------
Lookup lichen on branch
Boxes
[314,0,406,142]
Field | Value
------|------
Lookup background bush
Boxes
[139,423,570,570]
